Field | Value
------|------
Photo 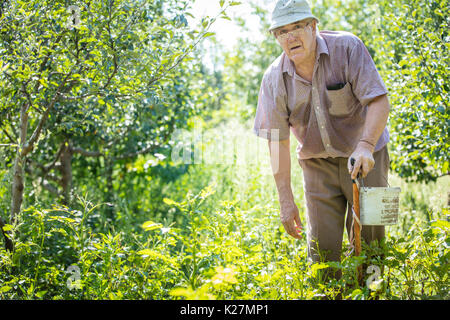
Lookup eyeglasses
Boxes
[275,22,312,42]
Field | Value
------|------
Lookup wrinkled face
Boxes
[273,19,317,67]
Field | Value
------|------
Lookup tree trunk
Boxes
[7,104,29,251]
[105,157,115,222]
[0,215,13,252]
[10,154,25,225]
[60,142,73,206]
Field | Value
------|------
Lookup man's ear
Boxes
[270,29,277,39]
[311,20,317,35]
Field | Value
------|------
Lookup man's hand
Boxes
[348,141,375,179]
[280,201,303,240]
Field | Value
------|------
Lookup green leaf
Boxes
[351,289,363,299]
[163,198,178,206]
[310,262,328,277]
[1,62,10,72]
[434,8,444,17]
[0,286,12,293]
[203,32,215,38]
[36,290,47,298]
[170,287,190,297]
[27,285,33,296]
[431,220,450,230]
[137,248,156,256]
[142,221,163,231]
[2,224,13,232]
[221,13,231,21]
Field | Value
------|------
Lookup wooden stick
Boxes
[353,182,361,256]
[351,158,363,283]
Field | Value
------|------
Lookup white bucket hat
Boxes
[269,0,319,31]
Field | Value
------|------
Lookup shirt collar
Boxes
[281,32,329,77]
[316,32,329,58]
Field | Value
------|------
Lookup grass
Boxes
[0,113,448,300]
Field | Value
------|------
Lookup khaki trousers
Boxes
[298,146,390,264]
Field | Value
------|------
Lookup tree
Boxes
[373,0,449,182]
[0,0,237,250]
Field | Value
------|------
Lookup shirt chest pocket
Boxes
[325,82,358,117]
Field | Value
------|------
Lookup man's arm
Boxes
[348,94,390,179]
[268,139,302,239]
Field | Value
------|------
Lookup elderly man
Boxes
[253,0,390,271]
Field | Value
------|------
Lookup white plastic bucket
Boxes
[359,187,401,226]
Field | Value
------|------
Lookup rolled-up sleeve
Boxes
[348,37,388,107]
[253,73,290,141]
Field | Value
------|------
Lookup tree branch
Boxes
[22,71,72,156]
[41,179,60,196]
[43,142,65,172]
[71,146,103,157]
[115,143,156,160]
[25,164,61,195]
[1,127,16,144]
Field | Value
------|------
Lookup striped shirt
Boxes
[253,30,389,160]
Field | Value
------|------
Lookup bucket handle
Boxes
[350,158,390,188]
